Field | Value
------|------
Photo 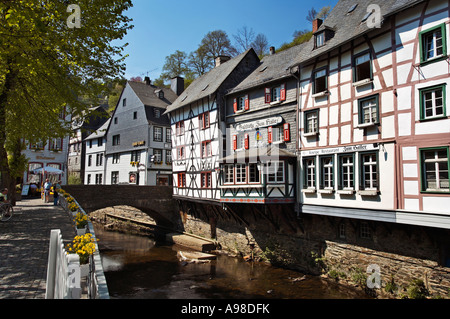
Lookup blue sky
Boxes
[119,0,339,81]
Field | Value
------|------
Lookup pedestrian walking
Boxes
[44,179,52,203]
[53,181,61,206]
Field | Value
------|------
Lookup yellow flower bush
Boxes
[67,196,74,203]
[69,202,79,212]
[74,212,88,229]
[66,233,96,264]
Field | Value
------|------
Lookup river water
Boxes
[94,224,369,299]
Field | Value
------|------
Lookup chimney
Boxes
[270,46,276,55]
[215,55,231,67]
[313,18,323,33]
[144,76,151,85]
[171,76,185,96]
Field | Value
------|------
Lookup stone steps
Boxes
[166,233,216,252]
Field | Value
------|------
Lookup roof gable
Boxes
[165,48,259,113]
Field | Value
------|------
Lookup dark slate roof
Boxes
[128,81,178,109]
[165,49,256,114]
[290,0,426,67]
[227,43,306,95]
[84,118,111,140]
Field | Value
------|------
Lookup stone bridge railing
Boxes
[62,185,179,229]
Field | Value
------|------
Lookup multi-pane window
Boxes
[112,135,120,146]
[315,31,325,48]
[360,153,378,190]
[420,148,449,192]
[154,126,163,142]
[265,84,286,103]
[201,141,212,158]
[249,163,261,183]
[95,174,103,185]
[50,138,62,151]
[235,164,247,184]
[153,149,162,163]
[166,128,172,143]
[199,112,210,129]
[358,95,379,124]
[320,156,334,189]
[176,121,185,135]
[224,165,234,184]
[313,68,327,94]
[267,161,284,183]
[420,85,445,120]
[88,155,92,167]
[131,151,140,162]
[201,172,212,188]
[360,222,372,239]
[87,174,91,185]
[111,171,119,184]
[112,153,120,164]
[354,52,372,82]
[304,158,316,188]
[177,146,185,160]
[98,137,103,147]
[96,153,103,166]
[272,126,284,143]
[166,150,172,164]
[421,24,446,63]
[305,110,319,134]
[339,155,354,189]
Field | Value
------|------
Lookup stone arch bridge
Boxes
[63,185,179,229]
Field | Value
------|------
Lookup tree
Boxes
[160,50,189,82]
[306,6,331,23]
[199,30,237,61]
[188,47,214,77]
[233,26,256,54]
[306,7,318,23]
[251,33,269,58]
[0,1,132,199]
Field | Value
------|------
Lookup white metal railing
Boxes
[45,229,81,299]
[57,193,109,299]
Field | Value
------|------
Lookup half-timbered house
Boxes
[220,45,304,205]
[291,0,450,265]
[165,49,260,212]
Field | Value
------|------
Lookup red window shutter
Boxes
[265,88,271,103]
[283,123,290,142]
[244,95,250,110]
[244,133,249,149]
[268,126,273,144]
[233,135,237,150]
[233,98,238,113]
[280,83,286,101]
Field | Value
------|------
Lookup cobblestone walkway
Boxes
[0,198,75,299]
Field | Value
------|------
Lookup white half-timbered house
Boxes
[291,0,450,231]
[165,50,260,204]
[220,45,304,205]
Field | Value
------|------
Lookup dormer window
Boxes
[315,31,325,48]
[156,89,164,99]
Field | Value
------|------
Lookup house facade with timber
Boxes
[292,0,450,265]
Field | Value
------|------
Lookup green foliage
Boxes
[384,276,398,294]
[68,174,82,185]
[0,0,133,187]
[260,241,294,267]
[406,279,429,299]
[328,268,346,281]
[350,267,367,287]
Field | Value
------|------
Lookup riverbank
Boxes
[87,206,381,299]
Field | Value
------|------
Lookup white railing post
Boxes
[46,229,81,299]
